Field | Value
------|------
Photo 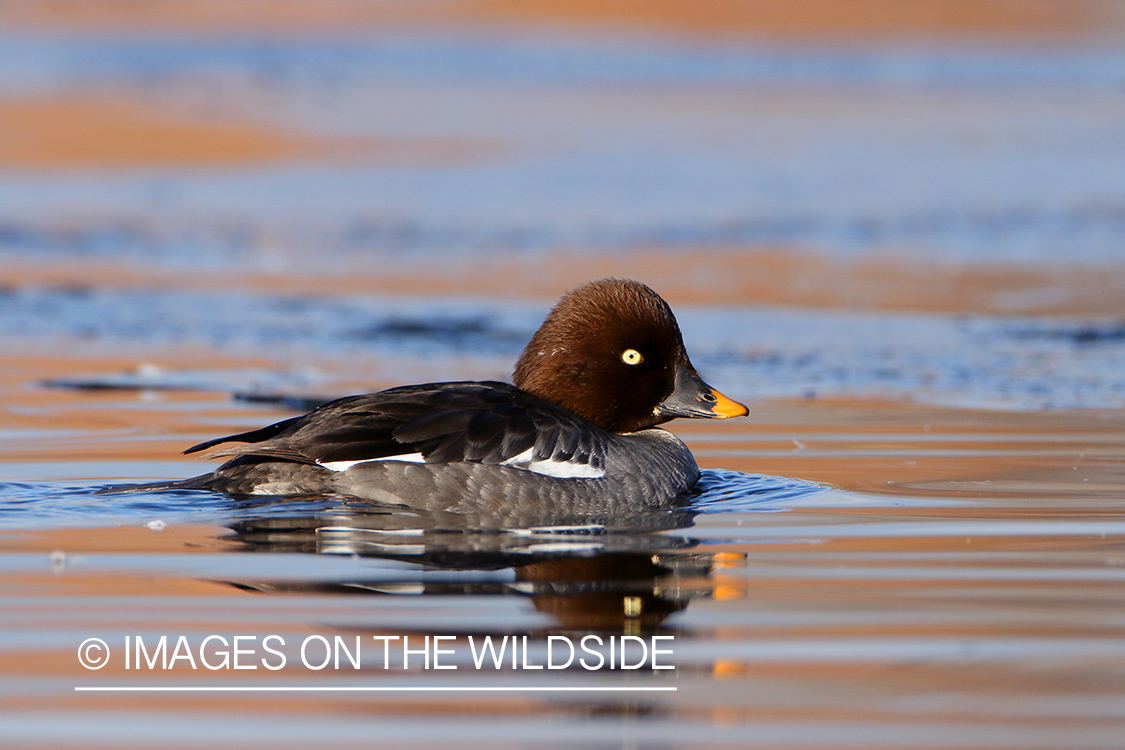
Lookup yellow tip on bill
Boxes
[709,389,749,418]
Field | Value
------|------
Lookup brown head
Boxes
[513,278,748,433]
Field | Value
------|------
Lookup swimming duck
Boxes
[126,278,747,515]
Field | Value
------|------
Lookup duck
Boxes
[114,278,748,516]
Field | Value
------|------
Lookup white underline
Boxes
[75,686,676,692]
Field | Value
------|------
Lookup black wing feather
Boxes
[183,416,303,455]
[189,381,611,471]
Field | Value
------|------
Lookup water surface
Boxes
[2,15,1124,750]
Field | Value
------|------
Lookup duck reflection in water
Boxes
[220,501,732,634]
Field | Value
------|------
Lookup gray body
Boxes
[178,428,699,520]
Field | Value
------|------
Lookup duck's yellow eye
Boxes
[621,349,643,365]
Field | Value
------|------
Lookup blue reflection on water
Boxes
[0,467,828,530]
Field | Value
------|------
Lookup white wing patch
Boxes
[500,448,536,466]
[501,448,604,479]
[319,453,426,472]
[524,460,604,478]
[320,449,604,479]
